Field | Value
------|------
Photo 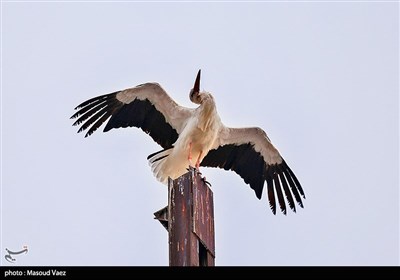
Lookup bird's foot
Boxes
[187,165,201,175]
[186,166,211,187]
[202,176,212,187]
[186,165,203,179]
[187,165,195,172]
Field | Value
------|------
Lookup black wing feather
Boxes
[285,161,306,199]
[273,171,286,215]
[277,166,296,212]
[282,167,304,208]
[266,175,276,215]
[71,97,108,120]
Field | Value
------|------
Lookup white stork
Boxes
[71,70,305,214]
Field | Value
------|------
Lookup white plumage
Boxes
[71,70,305,214]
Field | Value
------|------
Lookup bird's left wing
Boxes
[201,126,305,214]
[71,83,193,148]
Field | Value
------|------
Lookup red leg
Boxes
[188,142,193,167]
[195,150,203,171]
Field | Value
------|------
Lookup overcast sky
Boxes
[1,1,398,266]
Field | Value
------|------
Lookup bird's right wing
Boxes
[71,83,194,149]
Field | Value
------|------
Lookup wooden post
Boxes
[154,169,215,266]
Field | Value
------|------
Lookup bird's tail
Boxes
[147,147,174,184]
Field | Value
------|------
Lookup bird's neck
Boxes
[197,98,218,131]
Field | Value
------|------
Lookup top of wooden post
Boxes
[154,170,215,266]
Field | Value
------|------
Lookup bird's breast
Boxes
[177,113,220,153]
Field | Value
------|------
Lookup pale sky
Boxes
[1,1,399,266]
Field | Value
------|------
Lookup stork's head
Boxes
[190,69,212,105]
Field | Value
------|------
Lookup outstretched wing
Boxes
[71,83,194,148]
[201,126,305,215]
